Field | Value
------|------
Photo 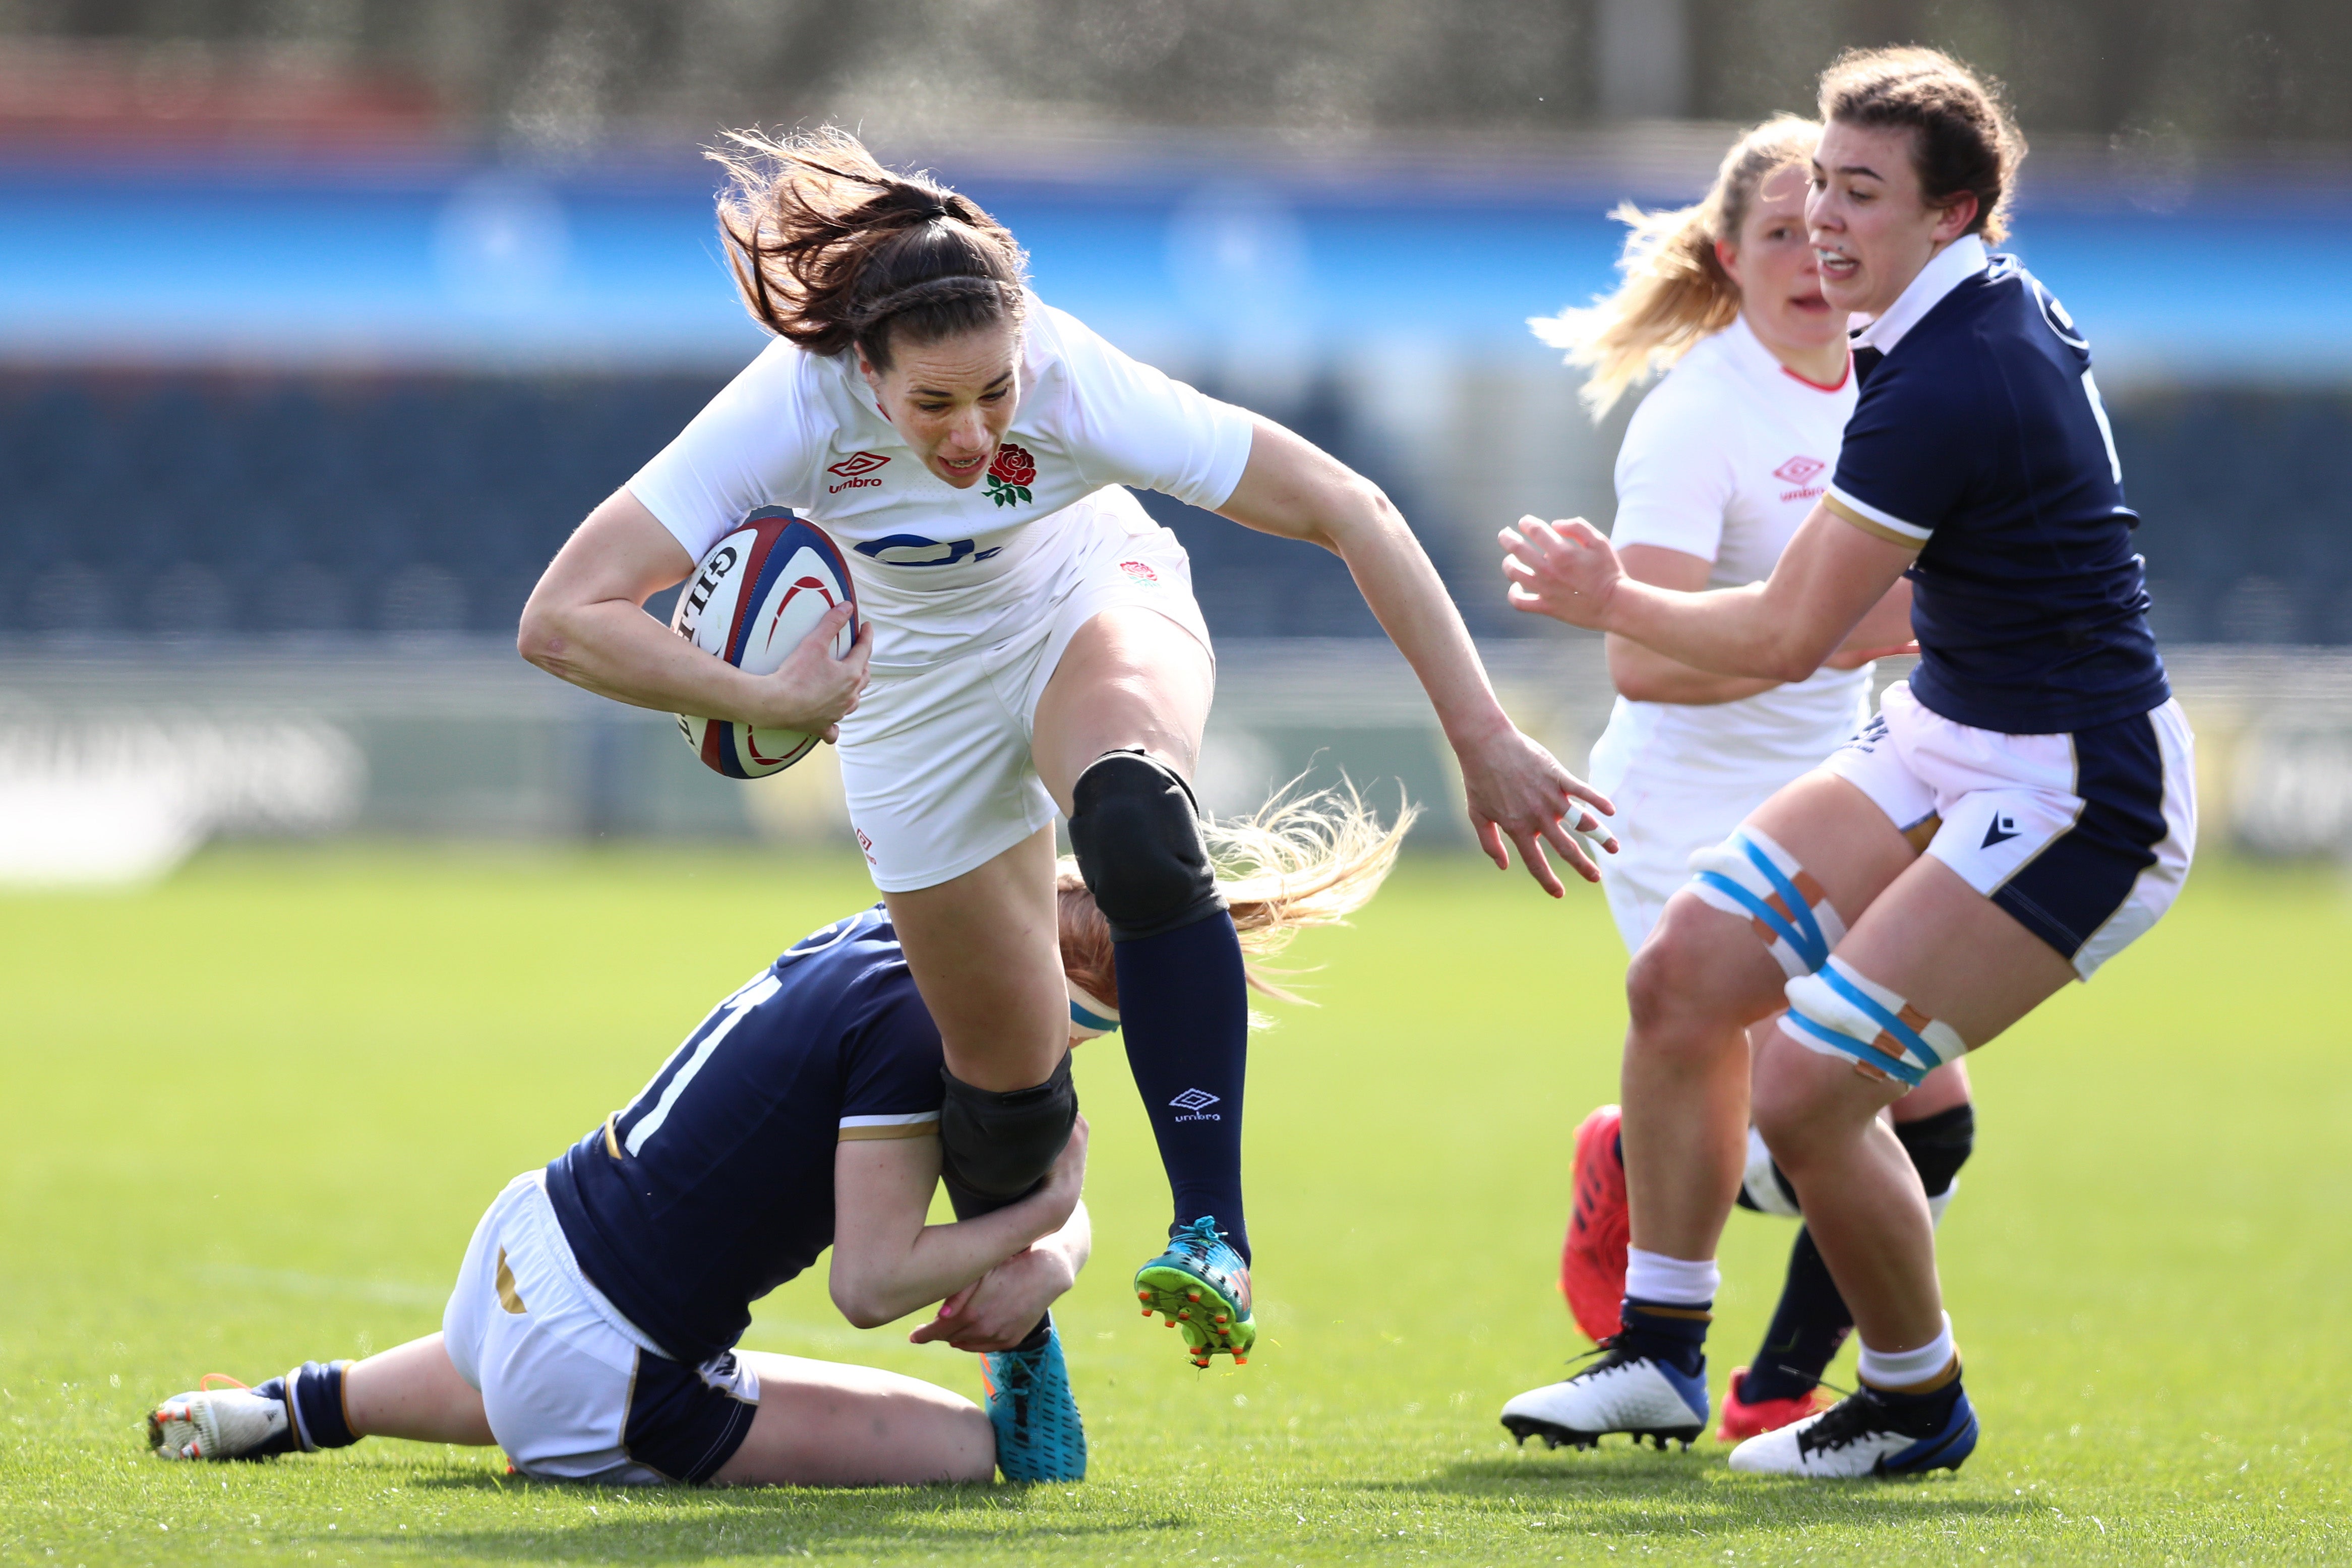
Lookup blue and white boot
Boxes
[1500,1343,1709,1451]
[982,1316,1087,1482]
[1727,1382,1977,1477]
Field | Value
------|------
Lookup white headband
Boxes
[1067,982,1120,1041]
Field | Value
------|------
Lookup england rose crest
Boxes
[985,443,1036,508]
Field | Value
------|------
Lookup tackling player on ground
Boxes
[1525,114,1975,1442]
[516,128,1607,1370]
[148,786,1410,1481]
[1498,48,2193,1477]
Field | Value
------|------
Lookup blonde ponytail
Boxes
[1056,778,1416,1018]
[1532,114,1821,420]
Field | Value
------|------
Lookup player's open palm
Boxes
[1456,726,1616,896]
[1501,516,1622,630]
[756,604,872,741]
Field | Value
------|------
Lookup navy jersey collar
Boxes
[1851,235,1990,358]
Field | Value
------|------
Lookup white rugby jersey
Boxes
[628,304,1256,670]
[1591,313,1871,789]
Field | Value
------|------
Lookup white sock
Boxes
[1623,1247,1719,1306]
[1856,1313,1956,1390]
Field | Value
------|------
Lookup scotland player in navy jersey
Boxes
[1498,47,2194,1478]
[147,785,1408,1485]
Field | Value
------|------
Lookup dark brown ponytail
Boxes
[1818,46,2025,245]
[708,126,1029,368]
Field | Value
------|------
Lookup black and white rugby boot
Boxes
[1500,1340,1708,1452]
[1727,1380,1977,1478]
[148,1375,297,1462]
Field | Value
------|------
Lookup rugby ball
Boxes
[669,509,859,778]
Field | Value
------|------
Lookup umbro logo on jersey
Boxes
[1774,454,1828,503]
[1981,812,2021,848]
[828,451,890,493]
[1169,1088,1223,1121]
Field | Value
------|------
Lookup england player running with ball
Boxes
[1498,48,2193,1477]
[148,788,1411,1483]
[1526,115,1977,1443]
[517,129,1607,1372]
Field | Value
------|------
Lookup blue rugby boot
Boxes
[1728,1378,1977,1478]
[1500,1340,1709,1451]
[1133,1217,1255,1367]
[982,1316,1087,1482]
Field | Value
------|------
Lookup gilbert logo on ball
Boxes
[984,442,1036,508]
[669,509,859,779]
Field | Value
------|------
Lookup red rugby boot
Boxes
[1559,1104,1629,1343]
[1714,1365,1831,1442]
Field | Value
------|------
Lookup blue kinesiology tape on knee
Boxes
[1686,827,1847,978]
[1779,958,1966,1088]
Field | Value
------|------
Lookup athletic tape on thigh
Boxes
[1686,827,1847,977]
[1779,957,1964,1088]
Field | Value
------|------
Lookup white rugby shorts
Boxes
[1592,768,1815,953]
[836,486,1211,893]
[1824,681,2196,979]
[442,1172,759,1485]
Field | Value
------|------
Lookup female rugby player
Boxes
[1498,48,2192,1477]
[515,129,1607,1365]
[149,787,1412,1484]
[1528,115,1976,1442]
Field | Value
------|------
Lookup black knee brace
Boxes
[937,1052,1078,1221]
[1066,750,1225,942]
[1893,1103,1975,1198]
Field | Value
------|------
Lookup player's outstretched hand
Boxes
[754,602,872,742]
[905,1245,1078,1353]
[1500,516,1622,630]
[1455,724,1617,898]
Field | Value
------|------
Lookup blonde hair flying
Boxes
[1057,778,1417,1018]
[1531,114,1822,420]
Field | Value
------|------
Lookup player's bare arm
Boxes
[908,1201,1095,1353]
[1222,416,1617,894]
[517,488,872,736]
[829,1115,1088,1329]
[1603,545,1783,705]
[1501,501,1915,684]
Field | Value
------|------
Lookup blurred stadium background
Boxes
[4,0,2350,881]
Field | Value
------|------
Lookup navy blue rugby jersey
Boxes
[1825,235,2170,734]
[542,905,943,1366]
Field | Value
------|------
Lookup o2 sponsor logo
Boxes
[854,533,1003,567]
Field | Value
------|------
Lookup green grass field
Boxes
[3,845,2347,1565]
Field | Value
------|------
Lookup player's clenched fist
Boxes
[1500,516,1623,630]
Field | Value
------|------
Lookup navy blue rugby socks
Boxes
[253,1360,359,1453]
[1116,912,1251,1263]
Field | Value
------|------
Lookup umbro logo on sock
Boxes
[1980,812,2020,848]
[1169,1088,1222,1121]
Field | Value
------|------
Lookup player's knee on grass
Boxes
[938,1052,1077,1221]
[1066,750,1224,942]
